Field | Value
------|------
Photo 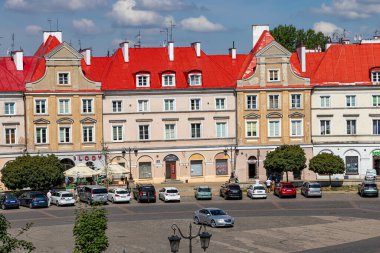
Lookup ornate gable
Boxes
[289,112,305,118]
[244,113,261,119]
[266,112,283,118]
[34,118,50,124]
[80,117,97,124]
[256,41,291,58]
[57,117,74,124]
[45,42,82,61]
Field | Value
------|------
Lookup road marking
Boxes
[271,200,284,209]
[116,205,136,214]
[194,201,204,209]
[37,210,59,218]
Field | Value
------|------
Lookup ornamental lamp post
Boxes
[122,147,138,181]
[224,146,239,181]
[168,223,212,253]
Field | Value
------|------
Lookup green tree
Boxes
[309,153,345,186]
[271,24,329,52]
[264,145,307,182]
[0,214,35,252]
[1,155,64,190]
[73,207,109,253]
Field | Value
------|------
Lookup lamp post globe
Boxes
[199,231,212,251]
[168,234,181,253]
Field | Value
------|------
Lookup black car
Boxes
[18,191,49,208]
[219,183,242,200]
[133,184,156,203]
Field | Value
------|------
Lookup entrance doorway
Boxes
[374,158,380,175]
[166,161,176,179]
[248,156,257,179]
[61,158,75,170]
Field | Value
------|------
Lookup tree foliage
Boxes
[271,24,329,52]
[1,155,64,190]
[73,207,109,253]
[309,153,345,181]
[0,214,35,253]
[264,145,307,181]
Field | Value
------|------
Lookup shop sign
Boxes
[372,150,380,157]
[73,155,103,162]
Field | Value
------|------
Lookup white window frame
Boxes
[112,100,123,113]
[346,95,356,107]
[290,119,303,137]
[82,125,95,143]
[136,74,150,87]
[189,98,201,111]
[81,98,94,114]
[190,122,202,139]
[267,69,280,82]
[346,119,357,135]
[188,73,202,86]
[57,72,70,85]
[320,120,331,135]
[215,97,226,110]
[372,72,380,83]
[290,94,302,109]
[164,123,177,140]
[4,128,17,144]
[112,125,124,142]
[215,121,228,138]
[162,74,176,87]
[58,126,72,143]
[268,94,280,109]
[246,95,258,110]
[245,120,259,138]
[164,99,176,112]
[4,102,15,115]
[58,98,71,115]
[320,96,331,108]
[34,99,47,115]
[35,126,48,144]
[137,99,150,112]
[268,120,281,137]
[138,124,150,141]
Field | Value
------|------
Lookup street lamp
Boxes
[168,223,212,253]
[224,146,239,181]
[101,145,110,190]
[122,147,138,181]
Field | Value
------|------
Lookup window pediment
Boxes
[80,117,97,124]
[266,112,283,118]
[57,117,74,124]
[34,118,50,124]
[289,112,304,118]
[244,113,261,119]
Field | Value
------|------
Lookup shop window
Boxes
[215,159,228,175]
[190,160,203,176]
[139,162,152,178]
[345,156,358,175]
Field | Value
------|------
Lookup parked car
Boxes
[78,185,108,205]
[219,183,242,200]
[194,186,212,200]
[159,187,181,202]
[300,182,322,198]
[193,208,234,228]
[108,188,131,203]
[50,191,76,206]
[18,191,49,208]
[365,169,377,181]
[133,184,156,203]
[358,181,379,197]
[0,193,20,209]
[247,184,267,199]
[274,182,297,198]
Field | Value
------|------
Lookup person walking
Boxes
[46,190,52,206]
[266,178,272,193]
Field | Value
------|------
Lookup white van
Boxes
[365,169,377,181]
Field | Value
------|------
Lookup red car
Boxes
[274,182,297,198]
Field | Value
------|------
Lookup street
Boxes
[2,192,380,253]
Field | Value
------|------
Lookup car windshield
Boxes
[254,186,265,190]
[62,193,73,198]
[283,185,294,189]
[229,185,240,190]
[210,209,226,216]
[32,194,45,199]
[309,184,321,188]
[93,189,107,194]
[198,188,211,192]
[142,187,155,192]
[116,190,129,194]
[365,184,377,188]
[6,194,17,200]
[167,189,178,193]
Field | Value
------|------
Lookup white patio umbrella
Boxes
[63,163,97,178]
[97,162,129,176]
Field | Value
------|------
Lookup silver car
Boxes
[300,182,322,198]
[193,208,234,228]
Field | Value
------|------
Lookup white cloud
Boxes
[72,19,100,35]
[138,0,195,11]
[315,0,380,19]
[180,16,225,32]
[25,25,42,35]
[107,0,173,27]
[313,21,343,36]
[5,0,106,11]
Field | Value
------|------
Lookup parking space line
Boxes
[116,206,136,214]
[37,209,59,218]
[271,200,284,210]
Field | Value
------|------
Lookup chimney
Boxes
[326,43,332,50]
[229,47,237,60]
[252,24,269,48]
[43,31,62,43]
[191,42,201,57]
[80,48,91,65]
[120,41,129,63]
[168,41,174,61]
[12,51,24,71]
[296,45,306,72]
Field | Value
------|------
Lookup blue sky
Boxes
[1,0,380,56]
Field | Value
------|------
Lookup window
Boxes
[59,127,71,143]
[136,74,150,87]
[346,120,356,135]
[190,160,203,176]
[190,99,201,111]
[215,98,226,110]
[139,125,149,140]
[372,72,380,83]
[373,120,380,135]
[291,94,301,109]
[139,162,152,179]
[191,123,201,138]
[138,100,149,112]
[246,120,258,137]
[268,120,280,137]
[165,124,176,140]
[36,127,47,144]
[291,120,302,136]
[4,102,15,115]
[320,120,331,135]
[35,99,47,114]
[346,95,356,107]
[246,95,257,109]
[373,96,380,107]
[82,99,93,114]
[5,128,16,144]
[164,99,175,111]
[320,96,330,108]
[215,159,228,175]
[188,74,202,86]
[112,126,123,141]
[345,156,358,175]
[268,95,280,109]
[58,99,70,114]
[216,122,227,138]
[162,74,175,86]
[82,126,94,143]
[268,69,280,81]
[58,73,69,85]
[112,101,122,112]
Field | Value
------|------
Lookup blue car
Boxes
[19,191,49,208]
[0,193,20,209]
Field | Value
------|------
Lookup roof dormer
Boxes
[187,70,202,86]
[135,71,150,88]
[371,67,380,85]
[161,70,176,87]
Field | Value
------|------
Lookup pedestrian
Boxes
[47,190,52,206]
[266,178,272,193]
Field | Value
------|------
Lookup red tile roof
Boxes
[0,58,24,91]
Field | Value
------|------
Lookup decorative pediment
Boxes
[80,117,97,124]
[57,117,74,124]
[266,112,283,118]
[289,112,304,118]
[256,41,291,58]
[33,118,50,124]
[244,113,261,119]
[45,42,82,60]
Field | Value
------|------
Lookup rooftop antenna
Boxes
[134,30,141,48]
[56,19,59,31]
[160,27,169,47]
[169,19,175,42]
[0,36,3,47]
[78,39,82,50]
[11,33,15,52]
[232,41,235,48]
[48,18,52,31]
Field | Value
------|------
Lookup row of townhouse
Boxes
[1,25,380,187]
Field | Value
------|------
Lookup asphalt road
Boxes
[2,192,380,253]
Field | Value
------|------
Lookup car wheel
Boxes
[1,204,5,210]
[219,190,222,197]
[211,220,217,228]
[194,217,200,225]
[57,201,60,207]
[224,194,228,200]
[29,203,33,209]
[112,198,115,204]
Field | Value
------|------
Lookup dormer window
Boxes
[162,74,175,87]
[268,69,280,82]
[372,71,380,84]
[136,74,150,87]
[58,72,70,85]
[188,73,202,86]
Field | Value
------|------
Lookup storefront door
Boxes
[166,161,176,180]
